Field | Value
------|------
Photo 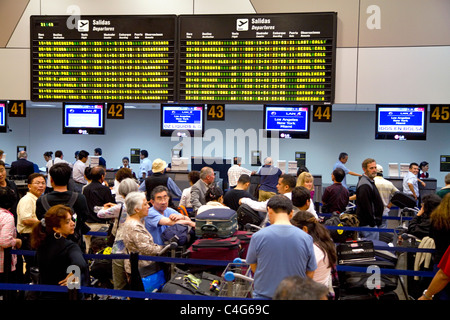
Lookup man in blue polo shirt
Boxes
[333,152,361,189]
[246,194,317,299]
[144,185,195,245]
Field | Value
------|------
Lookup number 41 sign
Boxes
[7,100,26,117]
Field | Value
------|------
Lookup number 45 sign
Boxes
[430,105,450,123]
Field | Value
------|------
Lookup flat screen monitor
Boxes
[263,105,310,139]
[375,105,427,140]
[0,102,6,133]
[160,104,205,137]
[62,102,105,134]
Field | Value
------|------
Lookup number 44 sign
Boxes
[312,105,332,122]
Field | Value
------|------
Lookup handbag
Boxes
[106,204,123,247]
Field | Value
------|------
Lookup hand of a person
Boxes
[103,202,116,209]
[15,238,22,249]
[169,214,184,221]
[58,272,79,287]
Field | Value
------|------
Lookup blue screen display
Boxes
[0,104,5,127]
[64,104,104,128]
[264,105,310,139]
[162,106,203,131]
[375,105,427,140]
[377,107,425,133]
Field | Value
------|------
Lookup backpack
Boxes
[177,205,189,217]
[40,192,90,248]
[161,224,195,246]
[323,212,359,243]
[40,192,78,213]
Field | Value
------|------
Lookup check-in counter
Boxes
[248,173,322,204]
[385,177,437,195]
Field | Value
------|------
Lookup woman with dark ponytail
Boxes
[291,210,337,293]
[196,186,230,215]
[31,204,89,300]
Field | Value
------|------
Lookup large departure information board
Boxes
[178,13,337,104]
[30,15,176,102]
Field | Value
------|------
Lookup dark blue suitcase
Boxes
[195,207,238,238]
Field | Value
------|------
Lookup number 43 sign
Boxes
[207,104,225,121]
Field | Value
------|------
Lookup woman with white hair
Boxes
[96,178,139,290]
[120,191,163,289]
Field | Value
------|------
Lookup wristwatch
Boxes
[422,289,434,300]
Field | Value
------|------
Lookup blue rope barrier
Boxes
[336,265,435,278]
[319,213,413,221]
[0,283,249,300]
[87,231,108,236]
[325,225,397,233]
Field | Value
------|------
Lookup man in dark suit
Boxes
[9,151,35,178]
[82,166,115,252]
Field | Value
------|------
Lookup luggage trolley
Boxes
[218,258,254,298]
[390,192,419,228]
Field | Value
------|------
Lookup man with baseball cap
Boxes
[373,164,398,229]
[140,158,182,204]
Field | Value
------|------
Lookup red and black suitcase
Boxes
[187,236,241,261]
[234,230,253,259]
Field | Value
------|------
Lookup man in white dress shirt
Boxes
[227,157,254,188]
[139,149,152,181]
[73,150,89,192]
[403,162,426,204]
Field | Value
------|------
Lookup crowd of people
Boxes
[0,148,449,301]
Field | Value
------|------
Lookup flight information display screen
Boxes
[0,102,6,133]
[160,104,205,137]
[63,102,105,134]
[30,15,176,102]
[178,13,337,104]
[263,105,310,139]
[375,105,427,140]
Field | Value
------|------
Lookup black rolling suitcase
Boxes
[339,291,399,300]
[338,259,399,294]
[337,240,398,297]
[236,204,264,230]
[337,240,376,264]
[391,191,416,209]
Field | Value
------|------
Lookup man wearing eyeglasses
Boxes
[145,185,195,245]
[16,173,46,283]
